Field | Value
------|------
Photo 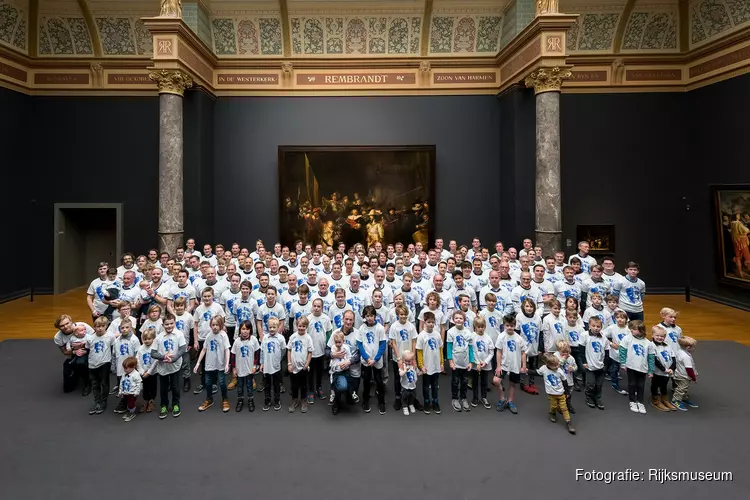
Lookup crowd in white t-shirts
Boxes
[52,237,698,429]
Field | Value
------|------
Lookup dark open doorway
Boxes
[54,203,123,294]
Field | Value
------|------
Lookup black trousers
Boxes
[159,372,181,407]
[651,374,669,397]
[451,367,469,399]
[627,368,647,403]
[89,363,111,405]
[143,374,158,401]
[63,356,89,393]
[571,346,585,383]
[264,372,283,405]
[197,340,206,386]
[401,388,416,406]
[362,365,385,405]
[290,371,308,399]
[472,370,490,400]
[392,360,402,398]
[585,368,604,403]
[307,356,324,393]
[422,373,440,403]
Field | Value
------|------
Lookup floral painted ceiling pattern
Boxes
[0,0,27,53]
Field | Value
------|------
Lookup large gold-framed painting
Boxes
[713,185,750,288]
[278,146,436,248]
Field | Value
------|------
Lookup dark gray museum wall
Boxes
[0,87,31,301]
[688,73,750,307]
[213,95,502,247]
[560,92,689,290]
[183,89,215,246]
[29,96,160,291]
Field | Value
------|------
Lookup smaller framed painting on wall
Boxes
[712,185,750,289]
[576,225,615,255]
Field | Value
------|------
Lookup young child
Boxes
[389,292,415,325]
[329,331,352,415]
[553,340,577,414]
[471,317,495,409]
[659,307,682,354]
[136,328,157,413]
[172,297,195,393]
[479,293,504,347]
[141,305,165,337]
[541,300,565,353]
[494,315,528,414]
[619,320,655,414]
[113,318,141,414]
[257,286,288,341]
[516,298,542,395]
[580,317,609,410]
[306,300,332,403]
[118,356,142,422]
[416,312,444,415]
[193,288,225,395]
[357,305,388,415]
[150,314,187,419]
[67,324,91,397]
[290,284,312,331]
[388,305,417,411]
[86,316,116,414]
[194,316,231,413]
[563,309,586,391]
[260,317,287,411]
[651,324,677,412]
[604,294,623,327]
[614,262,646,322]
[456,294,476,331]
[582,292,608,330]
[398,350,419,415]
[418,291,446,348]
[287,316,313,413]
[447,310,475,412]
[231,320,259,412]
[537,353,576,434]
[672,336,698,411]
[603,310,629,394]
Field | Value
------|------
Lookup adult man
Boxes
[345,274,368,328]
[511,271,542,314]
[435,239,452,261]
[466,238,482,261]
[109,271,142,320]
[479,271,512,313]
[581,265,612,308]
[52,314,94,393]
[316,279,335,314]
[86,262,113,321]
[569,240,597,275]
[168,270,197,314]
[200,244,218,267]
[428,274,454,319]
[518,238,533,257]
[531,264,555,314]
[371,269,394,307]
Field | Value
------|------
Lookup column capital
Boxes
[524,66,572,94]
[149,69,193,96]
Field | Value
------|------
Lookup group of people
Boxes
[53,236,699,433]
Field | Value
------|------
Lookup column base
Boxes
[159,232,183,255]
[535,231,562,255]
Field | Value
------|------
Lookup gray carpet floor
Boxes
[0,339,747,500]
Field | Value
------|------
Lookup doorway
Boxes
[54,203,123,295]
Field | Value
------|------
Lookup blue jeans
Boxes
[237,375,253,399]
[422,373,440,404]
[609,360,622,389]
[205,370,227,402]
[332,372,349,406]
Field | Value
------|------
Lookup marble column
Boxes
[524,67,571,254]
[148,69,193,254]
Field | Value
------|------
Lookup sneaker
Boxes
[172,405,181,417]
[193,384,205,395]
[520,383,533,394]
[183,378,190,392]
[301,401,308,413]
[378,403,386,415]
[222,400,230,412]
[408,404,416,414]
[212,385,218,395]
[507,401,518,414]
[394,398,402,411]
[683,399,699,408]
[568,404,576,414]
[248,399,255,412]
[461,399,471,412]
[227,376,238,391]
[289,399,300,413]
[528,384,539,395]
[586,399,595,408]
[403,407,410,415]
[113,401,127,414]
[496,399,506,412]
[273,402,282,411]
[123,412,136,422]
[672,400,688,411]
[433,402,442,414]
[95,404,105,414]
[332,403,340,415]
[423,402,432,415]
[236,398,244,412]
[351,392,360,403]
[89,404,99,415]
[307,394,315,404]
[567,421,576,435]
[198,400,213,411]
[317,387,326,399]
[159,406,168,419]
[362,401,371,413]
[109,386,118,395]
[612,386,628,395]
[629,401,639,413]
[329,393,335,405]
[604,374,611,381]
[596,401,605,410]
[482,398,491,409]
[549,412,557,423]
[573,383,581,392]
[451,399,461,412]
[146,400,156,413]
[280,385,286,394]
[637,402,647,414]
[470,399,479,407]
[263,402,270,411]
[82,384,92,397]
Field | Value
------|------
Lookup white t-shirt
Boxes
[553,351,577,385]
[581,278,612,308]
[418,307,446,328]
[472,333,495,371]
[260,333,287,374]
[447,326,473,369]
[569,254,597,274]
[231,336,260,377]
[537,365,566,396]
[119,370,142,395]
[290,301,313,327]
[563,319,585,347]
[452,286,477,310]
[328,303,353,330]
[532,279,556,314]
[544,270,562,285]
[315,292,336,316]
[582,306,609,329]
[141,318,165,337]
[602,272,623,292]
[281,290,301,316]
[345,288,369,327]
[468,270,488,291]
[114,333,141,376]
[400,365,419,390]
[328,275,350,291]
[369,285,394,308]
[203,330,231,371]
[306,313,332,358]
[653,341,674,377]
[554,280,581,303]
[85,333,116,369]
[603,324,629,363]
[387,305,415,325]
[619,335,655,373]
[194,302,225,342]
[153,331,186,376]
[411,278,432,304]
[234,298,256,327]
[329,344,351,374]
[170,283,197,303]
[615,277,646,313]
[515,312,542,356]
[136,343,155,376]
[541,314,565,352]
[87,278,114,314]
[173,312,194,344]
[357,323,386,369]
[416,329,443,375]
[328,328,360,378]
[388,320,418,361]
[496,332,527,374]
[256,302,288,336]
[580,332,609,370]
[478,286,512,314]
[673,348,695,380]
[287,333,313,373]
[479,308,504,345]
[661,322,683,353]
[219,288,243,328]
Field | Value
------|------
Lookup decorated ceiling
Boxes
[1,0,749,58]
